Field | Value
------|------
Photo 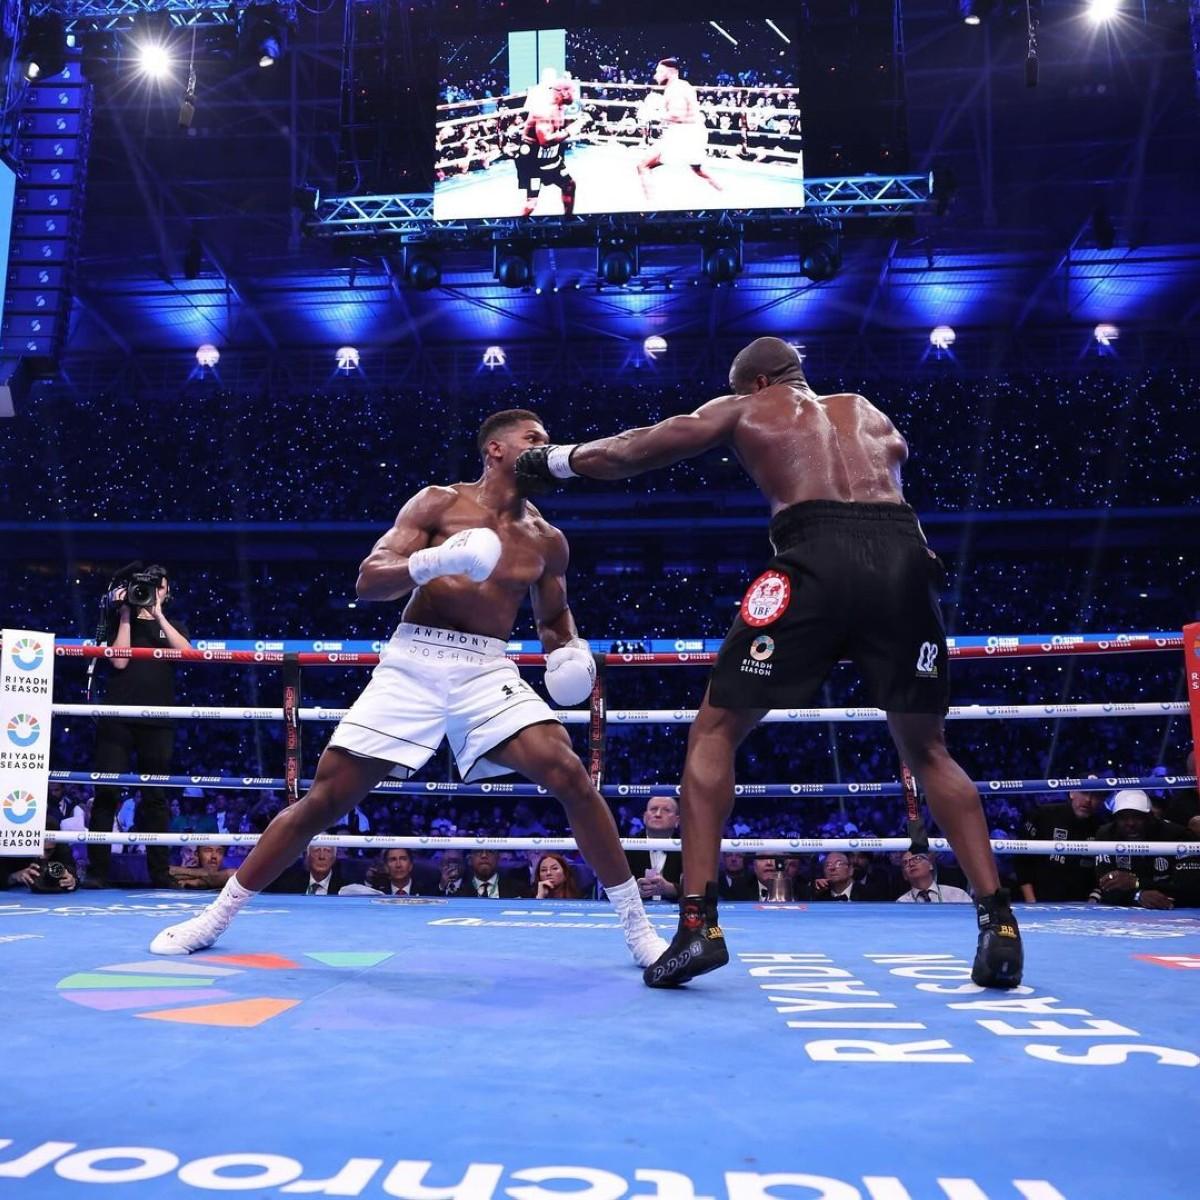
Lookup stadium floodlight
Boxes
[482,346,507,370]
[643,336,668,361]
[1086,0,1120,24]
[1093,323,1119,347]
[336,346,360,372]
[137,42,172,80]
[406,254,441,291]
[930,326,957,351]
[195,344,220,369]
[959,1,994,25]
[598,233,638,286]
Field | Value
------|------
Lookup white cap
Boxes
[1111,789,1152,814]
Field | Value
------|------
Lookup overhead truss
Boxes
[30,0,297,32]
[308,176,930,243]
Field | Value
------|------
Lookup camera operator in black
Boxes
[3,812,78,893]
[85,563,191,888]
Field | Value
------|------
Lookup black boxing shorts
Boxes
[708,501,951,715]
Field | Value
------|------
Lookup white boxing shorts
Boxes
[327,623,559,782]
[658,122,708,166]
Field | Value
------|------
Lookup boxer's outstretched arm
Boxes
[529,525,579,652]
[570,396,740,480]
[355,486,457,602]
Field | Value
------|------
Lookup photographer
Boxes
[3,814,78,893]
[85,563,191,889]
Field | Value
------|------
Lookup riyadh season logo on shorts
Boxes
[10,637,45,671]
[2,790,38,825]
[6,713,41,747]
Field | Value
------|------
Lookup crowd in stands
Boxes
[4,373,1196,901]
[2,373,1195,522]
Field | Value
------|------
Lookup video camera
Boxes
[104,561,167,613]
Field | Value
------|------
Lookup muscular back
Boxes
[726,386,908,514]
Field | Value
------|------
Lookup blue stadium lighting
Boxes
[930,325,957,351]
[708,22,738,47]
[482,346,507,370]
[195,344,220,369]
[335,346,360,372]
[765,20,791,45]
[643,335,668,361]
[1094,323,1120,347]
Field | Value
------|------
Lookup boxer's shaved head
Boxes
[728,337,807,394]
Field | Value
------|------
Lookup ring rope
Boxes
[52,701,1190,723]
[46,830,1200,858]
[39,634,1186,667]
[47,770,1198,800]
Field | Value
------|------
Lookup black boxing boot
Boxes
[972,888,1024,989]
[643,883,728,988]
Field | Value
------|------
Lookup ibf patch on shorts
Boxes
[741,570,791,628]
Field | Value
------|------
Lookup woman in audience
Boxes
[534,852,582,900]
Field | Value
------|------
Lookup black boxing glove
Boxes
[515,445,579,496]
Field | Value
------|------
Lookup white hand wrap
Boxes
[408,528,502,586]
[544,638,596,706]
[546,444,580,479]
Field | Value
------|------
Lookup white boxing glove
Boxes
[408,528,502,586]
[544,639,596,706]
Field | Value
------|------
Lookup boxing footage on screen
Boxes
[434,20,803,220]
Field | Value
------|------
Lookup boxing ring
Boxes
[4,632,1199,1199]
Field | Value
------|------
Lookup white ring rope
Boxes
[48,831,1200,858]
[53,701,1189,724]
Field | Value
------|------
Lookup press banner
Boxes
[0,629,55,856]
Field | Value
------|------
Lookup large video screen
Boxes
[434,20,802,220]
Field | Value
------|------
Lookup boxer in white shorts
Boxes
[150,409,667,968]
[637,57,722,202]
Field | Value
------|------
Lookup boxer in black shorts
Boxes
[710,501,950,716]
[517,336,1023,991]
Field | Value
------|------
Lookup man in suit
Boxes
[811,851,870,901]
[269,845,353,895]
[625,794,683,902]
[455,849,529,898]
[727,852,792,901]
[717,851,749,899]
[371,847,435,896]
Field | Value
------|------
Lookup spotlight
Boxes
[702,241,741,284]
[958,1,994,25]
[929,325,957,351]
[597,234,639,286]
[482,346,507,370]
[336,346,360,372]
[240,4,288,69]
[643,335,668,361]
[929,167,957,217]
[494,242,533,289]
[20,13,67,81]
[405,253,441,291]
[1086,0,1119,24]
[137,42,172,80]
[195,344,220,369]
[1093,323,1119,347]
[801,237,841,283]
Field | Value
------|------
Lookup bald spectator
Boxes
[896,851,973,903]
[625,795,682,902]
